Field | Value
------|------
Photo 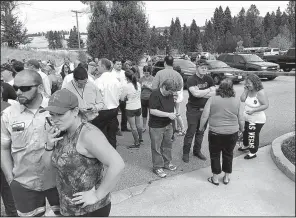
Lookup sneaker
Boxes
[244,153,257,159]
[128,144,140,149]
[153,168,167,178]
[164,163,177,171]
[116,130,123,136]
[193,151,207,161]
[238,146,249,151]
[171,134,175,142]
[139,139,144,144]
[121,128,131,132]
[177,130,186,136]
[182,153,189,163]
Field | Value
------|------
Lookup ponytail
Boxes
[125,70,138,90]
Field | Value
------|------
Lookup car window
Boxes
[240,54,263,62]
[265,49,271,52]
[174,60,195,69]
[234,55,244,63]
[217,54,226,61]
[273,48,279,52]
[225,55,234,63]
[287,49,295,56]
[207,61,229,68]
[155,61,164,68]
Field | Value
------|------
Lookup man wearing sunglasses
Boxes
[63,66,104,123]
[1,70,60,216]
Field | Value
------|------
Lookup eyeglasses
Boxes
[13,85,39,92]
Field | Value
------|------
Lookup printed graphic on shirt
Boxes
[197,82,209,89]
[11,122,25,132]
[248,123,256,148]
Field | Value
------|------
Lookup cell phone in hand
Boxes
[45,117,66,137]
[87,108,92,111]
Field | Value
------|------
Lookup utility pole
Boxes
[71,10,82,50]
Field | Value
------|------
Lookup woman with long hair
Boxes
[139,66,154,132]
[44,89,125,217]
[60,64,72,80]
[239,74,269,159]
[120,70,143,149]
[199,79,244,185]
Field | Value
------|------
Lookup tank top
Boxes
[51,123,111,216]
[244,93,266,124]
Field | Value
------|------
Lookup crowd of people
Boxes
[1,54,269,217]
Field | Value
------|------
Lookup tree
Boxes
[246,4,260,39]
[1,1,31,47]
[171,17,183,52]
[269,25,293,50]
[202,20,216,52]
[67,26,84,49]
[212,6,225,40]
[224,6,233,34]
[189,19,200,51]
[87,1,150,63]
[286,1,295,46]
[182,24,190,53]
[275,7,282,35]
[148,26,159,55]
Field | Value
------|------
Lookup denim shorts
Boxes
[126,108,142,117]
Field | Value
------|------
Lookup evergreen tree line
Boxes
[148,2,295,54]
[45,27,84,49]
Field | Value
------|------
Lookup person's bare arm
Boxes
[240,86,249,102]
[238,101,245,132]
[199,97,212,131]
[150,109,176,120]
[1,116,13,184]
[203,86,216,98]
[251,90,269,113]
[189,86,212,98]
[152,73,160,90]
[82,129,125,201]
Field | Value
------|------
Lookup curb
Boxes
[271,132,295,182]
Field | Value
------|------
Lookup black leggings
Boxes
[78,203,111,217]
[141,99,149,118]
[243,121,264,154]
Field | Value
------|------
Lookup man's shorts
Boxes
[126,108,142,117]
[10,180,60,216]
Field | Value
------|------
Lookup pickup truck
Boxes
[263,48,295,72]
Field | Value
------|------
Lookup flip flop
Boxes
[208,177,219,186]
[223,176,230,185]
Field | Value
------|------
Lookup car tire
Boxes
[213,75,220,85]
[267,76,277,80]
[283,67,292,72]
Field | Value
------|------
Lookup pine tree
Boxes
[172,17,183,52]
[202,20,216,53]
[182,24,190,53]
[224,6,233,34]
[149,26,159,55]
[47,31,55,49]
[189,19,200,51]
[275,7,282,35]
[246,4,260,39]
[67,26,84,49]
[213,6,225,40]
[286,1,295,46]
[1,1,31,47]
[87,1,149,63]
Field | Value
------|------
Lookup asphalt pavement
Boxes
[114,75,295,192]
[110,145,295,216]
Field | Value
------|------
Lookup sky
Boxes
[17,1,289,34]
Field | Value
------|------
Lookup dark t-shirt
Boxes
[187,74,214,108]
[1,81,17,102]
[148,89,174,128]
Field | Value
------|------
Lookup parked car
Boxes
[152,58,196,88]
[263,48,295,72]
[203,60,244,85]
[263,48,280,56]
[217,53,279,80]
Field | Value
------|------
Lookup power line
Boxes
[71,10,83,50]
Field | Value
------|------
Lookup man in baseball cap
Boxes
[40,89,79,114]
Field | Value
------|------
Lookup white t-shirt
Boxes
[94,72,122,110]
[61,74,94,89]
[111,69,127,87]
[176,87,184,103]
[121,82,141,110]
[38,70,51,97]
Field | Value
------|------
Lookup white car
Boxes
[264,48,280,56]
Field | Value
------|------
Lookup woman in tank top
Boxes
[239,74,269,159]
[43,89,125,217]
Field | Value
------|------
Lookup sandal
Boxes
[207,177,219,186]
[223,176,230,185]
[177,130,186,136]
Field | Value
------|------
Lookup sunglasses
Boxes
[13,85,39,92]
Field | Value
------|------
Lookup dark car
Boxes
[204,60,244,85]
[152,59,196,89]
[217,53,280,80]
[263,48,295,72]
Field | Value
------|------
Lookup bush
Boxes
[281,134,295,165]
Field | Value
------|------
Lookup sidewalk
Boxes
[110,145,295,216]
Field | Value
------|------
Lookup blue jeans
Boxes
[149,124,173,169]
[183,104,207,155]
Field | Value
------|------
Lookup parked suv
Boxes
[218,53,280,80]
